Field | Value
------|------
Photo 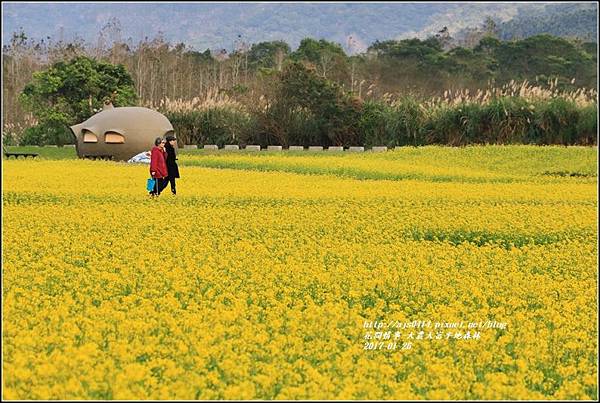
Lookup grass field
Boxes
[2,145,598,399]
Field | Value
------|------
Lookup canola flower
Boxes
[2,146,597,400]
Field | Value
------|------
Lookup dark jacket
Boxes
[165,143,180,178]
[150,146,168,178]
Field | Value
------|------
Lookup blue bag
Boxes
[146,178,156,192]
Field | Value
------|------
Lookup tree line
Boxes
[2,19,597,147]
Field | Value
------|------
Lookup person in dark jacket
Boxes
[164,134,180,195]
[149,137,169,196]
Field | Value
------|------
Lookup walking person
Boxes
[164,134,180,195]
[149,137,169,197]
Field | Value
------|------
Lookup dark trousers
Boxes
[150,177,169,195]
[167,176,176,194]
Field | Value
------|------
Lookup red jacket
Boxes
[150,146,168,178]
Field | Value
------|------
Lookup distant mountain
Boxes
[497,3,598,41]
[2,2,597,54]
[2,2,453,53]
[395,2,543,40]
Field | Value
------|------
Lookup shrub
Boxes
[533,98,580,145]
[166,107,257,147]
[20,122,74,146]
[576,103,598,145]
[358,101,391,147]
[392,97,427,146]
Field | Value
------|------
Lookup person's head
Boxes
[165,134,177,146]
[155,137,166,148]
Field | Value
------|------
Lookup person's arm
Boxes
[160,151,168,177]
[150,148,157,177]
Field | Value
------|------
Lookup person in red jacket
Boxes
[149,137,169,196]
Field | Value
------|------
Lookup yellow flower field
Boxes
[2,146,598,400]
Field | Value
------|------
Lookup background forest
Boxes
[2,6,598,147]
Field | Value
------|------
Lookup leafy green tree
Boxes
[184,48,214,64]
[368,38,443,61]
[366,38,448,94]
[444,46,496,82]
[292,38,345,62]
[272,62,361,146]
[291,38,348,80]
[474,36,501,55]
[482,34,596,87]
[248,40,290,70]
[19,55,137,145]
